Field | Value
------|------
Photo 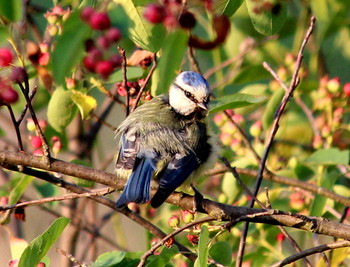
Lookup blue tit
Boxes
[115,71,213,209]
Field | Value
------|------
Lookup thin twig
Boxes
[223,110,261,163]
[5,104,24,151]
[263,62,289,92]
[187,47,201,73]
[17,86,37,125]
[0,187,115,211]
[90,111,117,131]
[270,240,350,267]
[204,36,278,80]
[18,82,51,164]
[220,156,263,207]
[138,216,215,267]
[236,16,316,267]
[118,47,130,116]
[132,53,157,112]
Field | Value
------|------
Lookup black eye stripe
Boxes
[174,83,198,103]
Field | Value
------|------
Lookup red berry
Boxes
[97,35,111,49]
[179,11,196,29]
[83,48,103,72]
[31,136,43,149]
[116,83,127,96]
[276,233,285,242]
[38,52,50,66]
[0,87,19,104]
[343,82,350,96]
[186,234,199,245]
[88,48,103,61]
[83,56,96,72]
[10,67,28,83]
[144,4,166,24]
[95,60,114,79]
[80,6,95,22]
[163,15,178,28]
[33,148,44,156]
[89,12,111,30]
[105,28,122,42]
[0,48,13,66]
[110,54,122,68]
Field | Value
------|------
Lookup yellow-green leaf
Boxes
[71,90,97,119]
[47,88,77,133]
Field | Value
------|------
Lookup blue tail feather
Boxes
[116,157,156,209]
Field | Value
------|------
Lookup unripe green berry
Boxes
[181,210,194,223]
[168,215,180,228]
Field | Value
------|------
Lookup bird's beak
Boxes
[197,102,208,111]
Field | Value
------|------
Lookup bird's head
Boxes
[169,71,211,116]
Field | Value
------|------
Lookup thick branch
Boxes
[1,149,350,240]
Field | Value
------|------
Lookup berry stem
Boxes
[5,104,24,151]
[118,47,130,116]
[18,82,52,166]
[131,53,157,112]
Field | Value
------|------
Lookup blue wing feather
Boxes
[150,152,199,208]
[116,156,156,209]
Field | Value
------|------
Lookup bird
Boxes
[115,71,213,209]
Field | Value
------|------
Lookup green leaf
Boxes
[0,0,23,21]
[311,167,339,216]
[47,88,77,133]
[306,148,349,165]
[9,176,33,205]
[52,11,91,85]
[0,25,9,44]
[209,93,266,114]
[0,175,33,224]
[209,242,232,266]
[91,251,126,267]
[214,0,244,17]
[146,246,179,267]
[262,88,284,129]
[107,67,144,83]
[194,225,210,267]
[115,252,143,267]
[33,182,59,199]
[71,90,97,119]
[221,172,239,204]
[246,0,288,35]
[116,0,166,52]
[151,30,188,96]
[18,217,70,267]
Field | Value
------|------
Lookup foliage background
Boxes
[0,0,349,266]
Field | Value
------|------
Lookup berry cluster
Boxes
[0,77,19,105]
[0,48,27,105]
[143,1,197,29]
[44,6,71,36]
[115,79,153,106]
[214,110,246,155]
[80,7,122,80]
[311,75,350,149]
[27,118,62,156]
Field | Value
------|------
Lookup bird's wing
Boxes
[115,154,157,209]
[150,152,199,208]
[115,133,138,171]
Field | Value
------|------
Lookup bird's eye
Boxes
[184,91,192,98]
